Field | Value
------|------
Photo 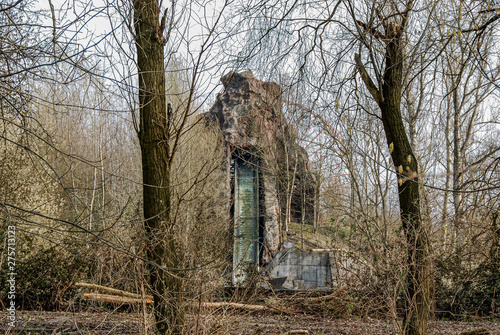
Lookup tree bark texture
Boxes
[355,20,432,335]
[133,0,182,333]
[452,86,464,241]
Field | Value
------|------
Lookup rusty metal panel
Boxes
[232,159,259,285]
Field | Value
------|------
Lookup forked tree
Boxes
[353,2,432,334]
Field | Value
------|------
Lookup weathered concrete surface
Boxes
[208,71,318,265]
[268,250,332,289]
[209,70,285,148]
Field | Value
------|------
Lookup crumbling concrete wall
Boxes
[268,250,332,289]
[208,70,318,265]
[209,70,285,148]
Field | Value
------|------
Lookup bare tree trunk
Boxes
[380,42,431,335]
[355,18,431,335]
[452,86,463,244]
[491,209,500,264]
[133,0,183,333]
[442,103,452,252]
[313,172,320,232]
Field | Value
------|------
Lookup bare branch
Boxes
[354,53,382,105]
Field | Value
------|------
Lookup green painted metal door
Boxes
[233,159,259,285]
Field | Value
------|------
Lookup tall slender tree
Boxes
[133,0,182,332]
[353,2,431,334]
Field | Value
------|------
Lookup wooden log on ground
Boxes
[74,282,153,300]
[304,292,343,303]
[82,293,153,305]
[192,302,271,312]
[459,329,492,335]
[279,289,345,303]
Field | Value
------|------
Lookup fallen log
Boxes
[81,295,277,311]
[459,329,492,335]
[279,289,345,304]
[74,282,153,300]
[192,302,271,312]
[76,282,284,312]
[82,293,153,305]
[303,292,344,303]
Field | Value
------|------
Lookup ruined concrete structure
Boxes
[207,71,320,284]
[269,250,332,289]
